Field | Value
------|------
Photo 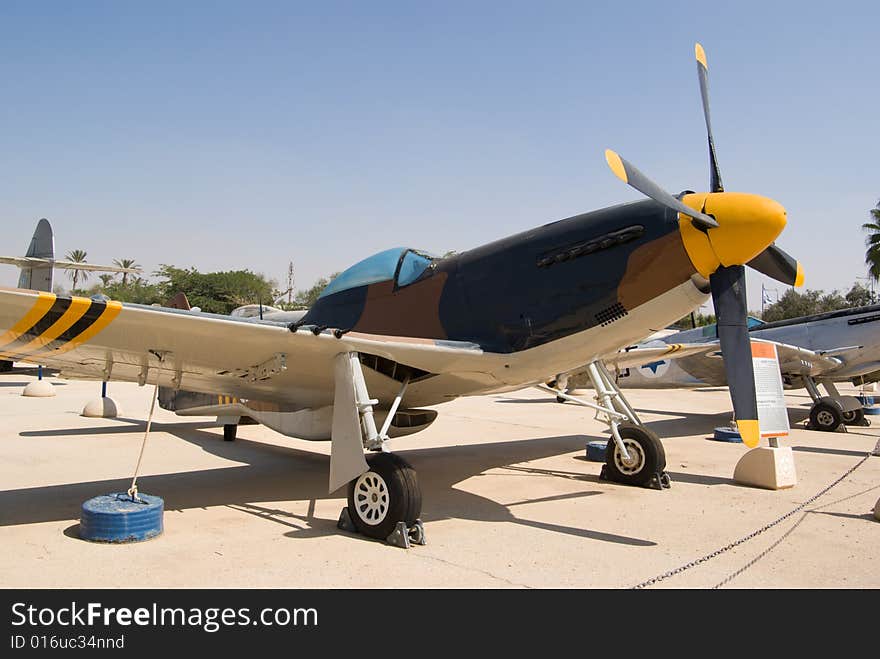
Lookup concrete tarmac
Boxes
[1,365,877,588]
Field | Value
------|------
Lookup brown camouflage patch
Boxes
[353,272,449,339]
[617,231,697,311]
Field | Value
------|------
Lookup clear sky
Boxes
[1,1,878,314]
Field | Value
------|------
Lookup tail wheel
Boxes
[810,401,842,432]
[223,424,237,441]
[604,424,666,486]
[347,453,421,540]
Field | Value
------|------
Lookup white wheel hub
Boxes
[816,410,835,427]
[613,438,646,475]
[353,471,389,526]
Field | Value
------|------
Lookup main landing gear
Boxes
[802,377,867,432]
[340,453,425,546]
[334,353,425,548]
[542,360,669,490]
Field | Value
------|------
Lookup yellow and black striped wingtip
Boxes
[604,149,628,184]
[695,43,708,70]
[0,293,121,361]
[736,419,760,448]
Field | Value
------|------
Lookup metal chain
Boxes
[712,512,807,588]
[631,452,873,589]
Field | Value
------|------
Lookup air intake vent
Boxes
[596,302,628,327]
[537,225,645,268]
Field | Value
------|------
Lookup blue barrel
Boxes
[858,394,874,406]
[863,406,880,415]
[80,493,164,543]
[586,440,608,462]
[711,427,743,442]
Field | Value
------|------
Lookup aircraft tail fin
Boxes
[17,218,55,291]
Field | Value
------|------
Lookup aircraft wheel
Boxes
[347,453,421,540]
[604,424,666,486]
[556,395,566,404]
[842,408,866,426]
[223,424,237,441]
[810,401,842,432]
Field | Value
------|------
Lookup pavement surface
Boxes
[1,364,877,589]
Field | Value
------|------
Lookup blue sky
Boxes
[1,1,878,313]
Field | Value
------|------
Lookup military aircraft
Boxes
[0,44,803,542]
[562,305,880,432]
[0,218,140,372]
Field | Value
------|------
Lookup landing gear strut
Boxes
[334,353,426,547]
[542,360,670,489]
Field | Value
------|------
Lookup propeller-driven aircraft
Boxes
[0,44,802,543]
[563,304,880,432]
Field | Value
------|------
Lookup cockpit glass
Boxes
[319,247,406,299]
[318,247,436,299]
[396,251,433,287]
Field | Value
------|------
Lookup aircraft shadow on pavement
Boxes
[3,421,656,547]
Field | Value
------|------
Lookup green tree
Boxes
[153,265,276,314]
[863,199,880,281]
[113,258,141,286]
[761,286,857,322]
[293,272,340,309]
[845,282,874,307]
[64,249,89,292]
[102,277,165,305]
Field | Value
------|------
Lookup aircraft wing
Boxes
[0,288,488,408]
[0,256,140,273]
[606,337,843,382]
[605,342,718,370]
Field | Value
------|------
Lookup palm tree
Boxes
[65,249,89,291]
[113,258,140,286]
[863,201,880,282]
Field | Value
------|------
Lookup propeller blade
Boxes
[747,244,804,287]
[695,43,724,193]
[710,264,760,447]
[604,149,719,230]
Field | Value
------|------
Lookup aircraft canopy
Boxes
[319,247,435,299]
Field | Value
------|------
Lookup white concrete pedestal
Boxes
[22,380,56,397]
[734,446,797,490]
[81,397,119,418]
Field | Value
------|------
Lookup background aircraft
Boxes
[559,305,880,432]
[0,44,803,543]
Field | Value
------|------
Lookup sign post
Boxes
[733,341,797,490]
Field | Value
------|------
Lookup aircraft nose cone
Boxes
[677,192,787,277]
[704,193,787,267]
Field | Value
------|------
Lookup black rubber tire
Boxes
[810,401,843,432]
[842,407,866,426]
[556,395,566,404]
[603,424,666,486]
[0,360,12,373]
[347,453,421,540]
[223,424,237,441]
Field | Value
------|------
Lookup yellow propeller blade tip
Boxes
[604,149,628,184]
[794,262,805,288]
[736,419,761,448]
[695,43,708,69]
